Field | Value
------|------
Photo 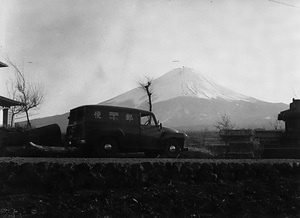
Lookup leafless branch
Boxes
[5,58,45,128]
[138,76,154,112]
[215,114,235,132]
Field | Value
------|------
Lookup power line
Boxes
[268,0,299,8]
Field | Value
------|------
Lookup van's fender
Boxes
[161,132,186,148]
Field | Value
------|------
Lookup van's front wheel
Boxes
[162,139,181,158]
[97,137,118,157]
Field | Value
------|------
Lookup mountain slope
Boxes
[103,68,257,108]
[28,67,288,131]
[102,67,287,130]
[152,97,286,129]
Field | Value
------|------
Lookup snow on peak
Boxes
[152,67,255,102]
[103,67,256,107]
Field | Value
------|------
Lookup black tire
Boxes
[144,150,160,158]
[97,137,118,157]
[162,139,181,158]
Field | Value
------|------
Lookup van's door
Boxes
[140,113,161,149]
[121,111,140,150]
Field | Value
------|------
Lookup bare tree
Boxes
[215,114,235,158]
[6,59,45,128]
[139,76,154,112]
[268,116,284,130]
[215,114,235,132]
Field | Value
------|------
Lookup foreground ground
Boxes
[1,180,299,217]
[0,158,299,217]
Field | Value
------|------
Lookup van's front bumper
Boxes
[182,133,189,151]
[77,139,86,144]
[182,147,188,152]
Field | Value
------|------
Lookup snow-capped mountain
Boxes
[102,67,287,130]
[28,67,288,131]
[104,67,256,108]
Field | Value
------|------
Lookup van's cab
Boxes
[66,105,188,157]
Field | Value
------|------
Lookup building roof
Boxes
[72,104,153,114]
[0,95,24,107]
[0,61,8,68]
[278,99,300,120]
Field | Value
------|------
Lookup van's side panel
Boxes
[84,107,140,150]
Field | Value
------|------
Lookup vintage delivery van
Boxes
[66,105,188,157]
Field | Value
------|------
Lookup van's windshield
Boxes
[140,112,157,126]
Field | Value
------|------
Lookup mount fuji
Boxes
[28,67,287,131]
[103,67,256,107]
[102,67,287,130]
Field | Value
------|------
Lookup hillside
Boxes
[102,68,287,130]
[28,67,288,131]
[103,68,257,107]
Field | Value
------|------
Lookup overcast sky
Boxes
[0,0,299,120]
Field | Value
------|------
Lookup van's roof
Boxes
[71,104,153,114]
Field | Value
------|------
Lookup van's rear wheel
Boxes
[97,137,118,157]
[162,139,181,158]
